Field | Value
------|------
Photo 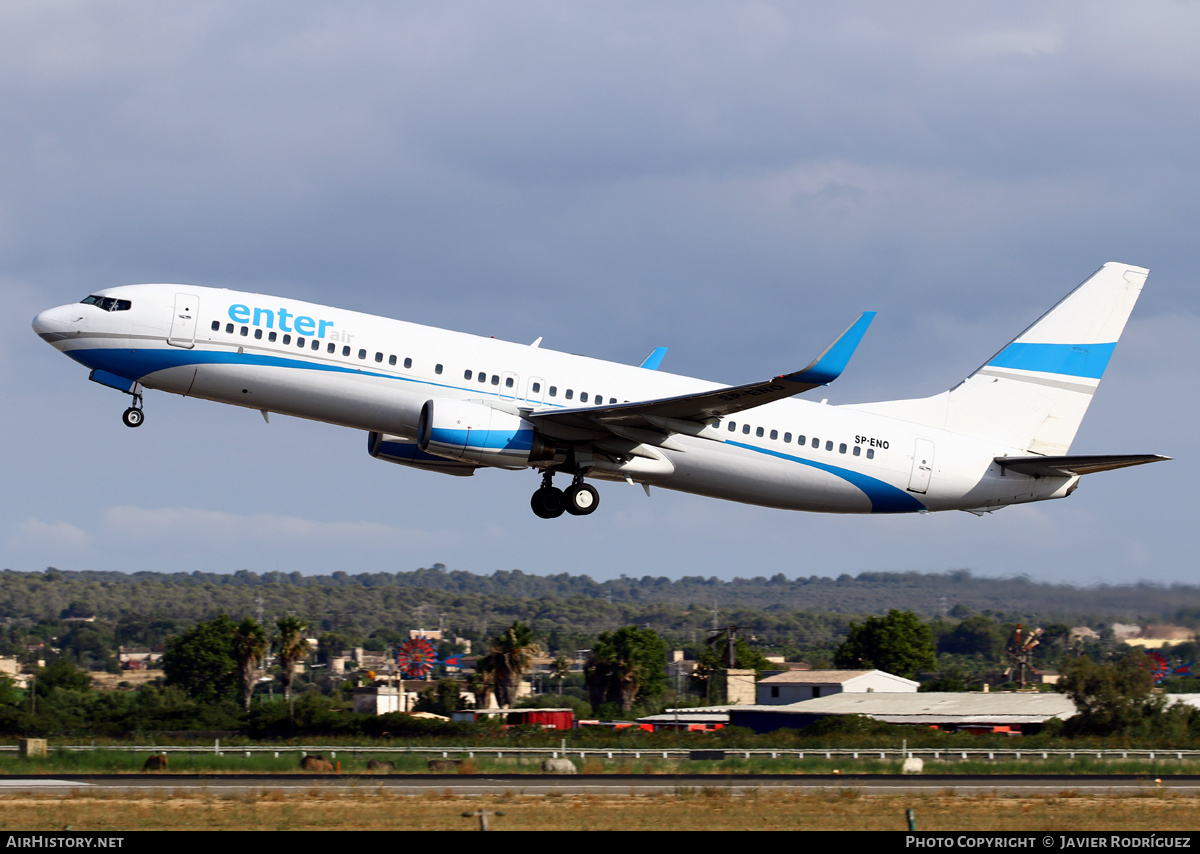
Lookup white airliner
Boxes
[32,262,1165,519]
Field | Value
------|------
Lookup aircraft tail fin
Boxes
[853,262,1148,454]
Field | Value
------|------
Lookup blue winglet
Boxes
[639,347,668,370]
[785,311,876,386]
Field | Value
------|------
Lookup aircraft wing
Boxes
[994,454,1169,477]
[527,312,875,436]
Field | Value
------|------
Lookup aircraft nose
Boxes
[32,304,82,343]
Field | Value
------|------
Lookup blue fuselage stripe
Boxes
[727,440,925,514]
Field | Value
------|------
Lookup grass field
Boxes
[2,748,1199,777]
[0,789,1195,831]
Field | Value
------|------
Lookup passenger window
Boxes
[225,323,234,334]
[581,392,589,402]
[743,424,751,434]
[435,364,443,374]
[358,349,366,359]
[464,370,473,379]
[549,386,557,397]
[491,375,499,385]
[784,432,792,443]
[283,335,292,345]
[388,355,397,366]
[825,440,833,451]
[811,437,819,448]
[255,329,263,340]
[479,372,487,383]
[532,382,541,393]
[505,377,514,388]
[342,345,350,356]
[240,326,249,336]
[296,337,305,347]
[839,443,847,454]
[311,339,320,350]
[375,352,383,362]
[867,448,875,459]
[609,398,616,404]
[797,435,805,445]
[770,430,778,440]
[326,342,334,353]
[565,389,573,400]
[404,358,412,369]
[211,321,220,331]
[756,427,764,438]
[269,331,277,342]
[853,446,861,456]
[728,422,736,432]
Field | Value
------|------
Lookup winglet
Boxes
[783,311,875,386]
[639,347,668,370]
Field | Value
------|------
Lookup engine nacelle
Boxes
[418,399,551,469]
[367,431,479,477]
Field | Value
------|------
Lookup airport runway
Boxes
[1,774,1196,797]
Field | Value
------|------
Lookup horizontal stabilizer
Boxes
[995,454,1169,478]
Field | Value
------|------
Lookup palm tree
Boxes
[231,617,268,713]
[272,616,310,705]
[483,622,538,708]
[550,656,571,695]
[588,626,668,713]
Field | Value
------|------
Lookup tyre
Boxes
[122,408,144,428]
[531,486,566,519]
[565,483,599,516]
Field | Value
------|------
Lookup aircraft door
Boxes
[526,376,546,404]
[167,293,199,349]
[907,438,935,494]
[500,371,519,401]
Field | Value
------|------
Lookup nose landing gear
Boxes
[531,471,600,519]
[121,392,145,428]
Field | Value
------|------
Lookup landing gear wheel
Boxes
[531,486,566,519]
[565,482,599,516]
[122,407,144,428]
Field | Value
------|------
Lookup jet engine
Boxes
[417,399,553,469]
[367,431,479,476]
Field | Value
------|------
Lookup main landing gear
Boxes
[531,471,600,519]
[121,393,145,428]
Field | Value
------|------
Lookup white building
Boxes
[756,669,918,704]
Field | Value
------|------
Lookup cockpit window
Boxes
[81,295,131,312]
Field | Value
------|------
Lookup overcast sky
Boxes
[4,2,1196,592]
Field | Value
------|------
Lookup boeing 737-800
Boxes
[32,262,1165,519]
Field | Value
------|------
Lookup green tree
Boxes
[414,678,466,716]
[1057,654,1193,737]
[162,615,239,705]
[272,616,310,703]
[34,658,93,695]
[834,609,936,679]
[481,622,538,708]
[938,615,1005,658]
[587,626,668,712]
